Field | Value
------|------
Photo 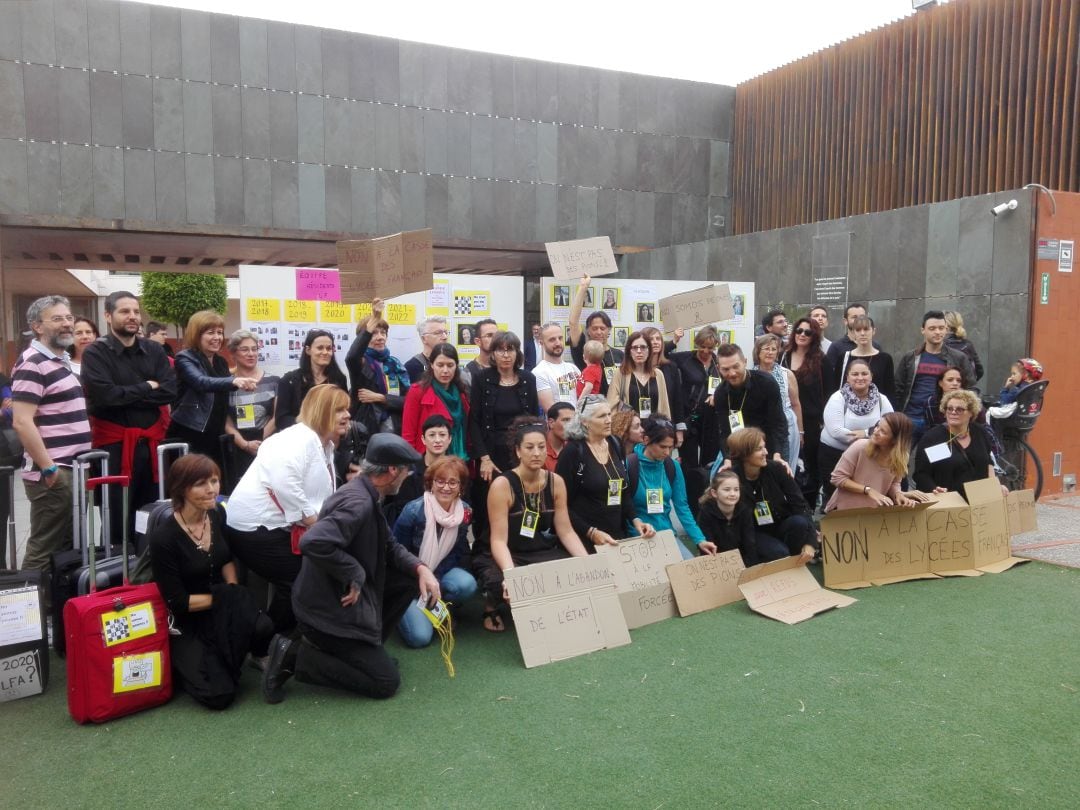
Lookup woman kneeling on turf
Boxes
[825,412,924,512]
[472,418,589,632]
[390,455,477,648]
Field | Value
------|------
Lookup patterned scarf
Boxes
[840,383,881,416]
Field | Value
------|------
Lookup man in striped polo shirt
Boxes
[11,295,92,573]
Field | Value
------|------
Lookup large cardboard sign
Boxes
[819,478,1027,588]
[335,239,377,304]
[738,557,857,625]
[659,284,735,333]
[335,228,433,302]
[665,550,746,617]
[1005,489,1037,535]
[544,236,619,280]
[596,530,685,629]
[504,556,630,668]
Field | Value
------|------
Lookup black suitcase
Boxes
[133,442,188,554]
[51,451,134,656]
[0,466,50,701]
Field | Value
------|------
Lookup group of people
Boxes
[9,286,1041,710]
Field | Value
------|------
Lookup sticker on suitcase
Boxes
[0,586,42,646]
[100,602,157,647]
[112,652,162,693]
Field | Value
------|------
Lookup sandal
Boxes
[482,608,506,633]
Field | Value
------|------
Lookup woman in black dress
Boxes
[148,454,273,710]
[782,317,834,508]
[275,329,348,431]
[669,325,723,471]
[473,419,588,632]
[469,331,540,482]
[555,396,656,551]
[913,389,1004,498]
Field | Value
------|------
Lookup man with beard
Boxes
[80,291,176,535]
[11,296,92,572]
[262,433,441,703]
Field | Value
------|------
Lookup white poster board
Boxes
[239,266,524,379]
[539,278,755,355]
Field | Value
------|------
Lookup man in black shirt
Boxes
[568,274,623,395]
[713,344,788,465]
[80,291,177,535]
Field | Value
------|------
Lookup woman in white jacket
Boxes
[818,358,893,506]
[227,384,351,633]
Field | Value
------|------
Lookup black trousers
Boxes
[97,440,159,544]
[293,566,418,700]
[817,443,846,507]
[800,422,823,510]
[228,526,302,633]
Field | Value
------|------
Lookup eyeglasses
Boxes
[493,347,517,355]
[944,406,969,414]
[793,327,814,336]
[424,330,450,338]
[629,344,649,352]
[40,314,76,324]
[432,479,461,490]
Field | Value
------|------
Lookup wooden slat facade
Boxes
[732,0,1080,234]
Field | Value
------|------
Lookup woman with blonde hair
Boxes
[943,311,984,384]
[226,384,352,632]
[914,389,1003,498]
[825,412,924,511]
[169,309,258,464]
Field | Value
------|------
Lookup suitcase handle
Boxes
[86,475,130,590]
[73,452,110,564]
[2,466,15,569]
[156,443,188,501]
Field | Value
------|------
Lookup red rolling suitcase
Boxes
[64,474,172,724]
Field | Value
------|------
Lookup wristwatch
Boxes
[862,485,870,495]
[42,465,59,478]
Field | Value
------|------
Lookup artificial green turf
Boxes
[6,561,1080,808]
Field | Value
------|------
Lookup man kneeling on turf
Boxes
[262,434,441,702]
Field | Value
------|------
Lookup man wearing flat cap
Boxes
[262,433,441,703]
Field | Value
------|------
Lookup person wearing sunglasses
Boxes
[389,455,477,647]
[913,389,1006,498]
[782,318,833,509]
[606,331,672,421]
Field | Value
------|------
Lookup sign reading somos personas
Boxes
[659,284,735,333]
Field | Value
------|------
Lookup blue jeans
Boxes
[397,566,478,648]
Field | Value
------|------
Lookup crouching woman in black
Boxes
[472,419,589,632]
[726,427,818,564]
[148,454,273,709]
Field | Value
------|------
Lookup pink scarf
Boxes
[419,491,465,571]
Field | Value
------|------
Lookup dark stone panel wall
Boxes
[624,190,1034,388]
[0,0,734,245]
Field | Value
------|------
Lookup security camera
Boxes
[991,199,1018,216]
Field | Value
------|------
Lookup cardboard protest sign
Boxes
[504,556,630,668]
[336,229,434,302]
[544,236,619,280]
[596,530,685,629]
[1005,489,1038,536]
[819,501,939,589]
[659,284,734,333]
[962,477,1027,574]
[738,557,856,625]
[335,238,376,304]
[665,550,746,617]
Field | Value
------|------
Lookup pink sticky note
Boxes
[295,268,342,302]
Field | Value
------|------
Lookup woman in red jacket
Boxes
[402,343,470,460]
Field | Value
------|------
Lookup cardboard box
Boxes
[819,479,1027,588]
[659,284,734,333]
[544,236,619,280]
[596,531,686,629]
[504,555,630,668]
[1005,489,1038,535]
[665,550,746,617]
[738,557,856,625]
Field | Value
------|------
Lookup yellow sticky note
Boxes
[385,303,417,324]
[320,301,352,323]
[112,652,163,694]
[285,300,316,322]
[246,298,280,321]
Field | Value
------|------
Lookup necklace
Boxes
[179,510,211,552]
[498,374,518,387]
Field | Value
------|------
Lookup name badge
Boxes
[607,478,622,506]
[754,500,774,526]
[646,488,664,514]
[729,411,745,431]
[520,509,539,539]
[924,442,951,463]
[638,398,652,419]
[558,375,574,398]
[386,377,400,397]
[605,366,616,384]
[707,376,720,395]
[236,404,256,430]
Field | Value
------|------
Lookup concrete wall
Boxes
[622,189,1035,389]
[0,0,734,247]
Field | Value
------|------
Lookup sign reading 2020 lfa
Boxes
[335,229,435,303]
